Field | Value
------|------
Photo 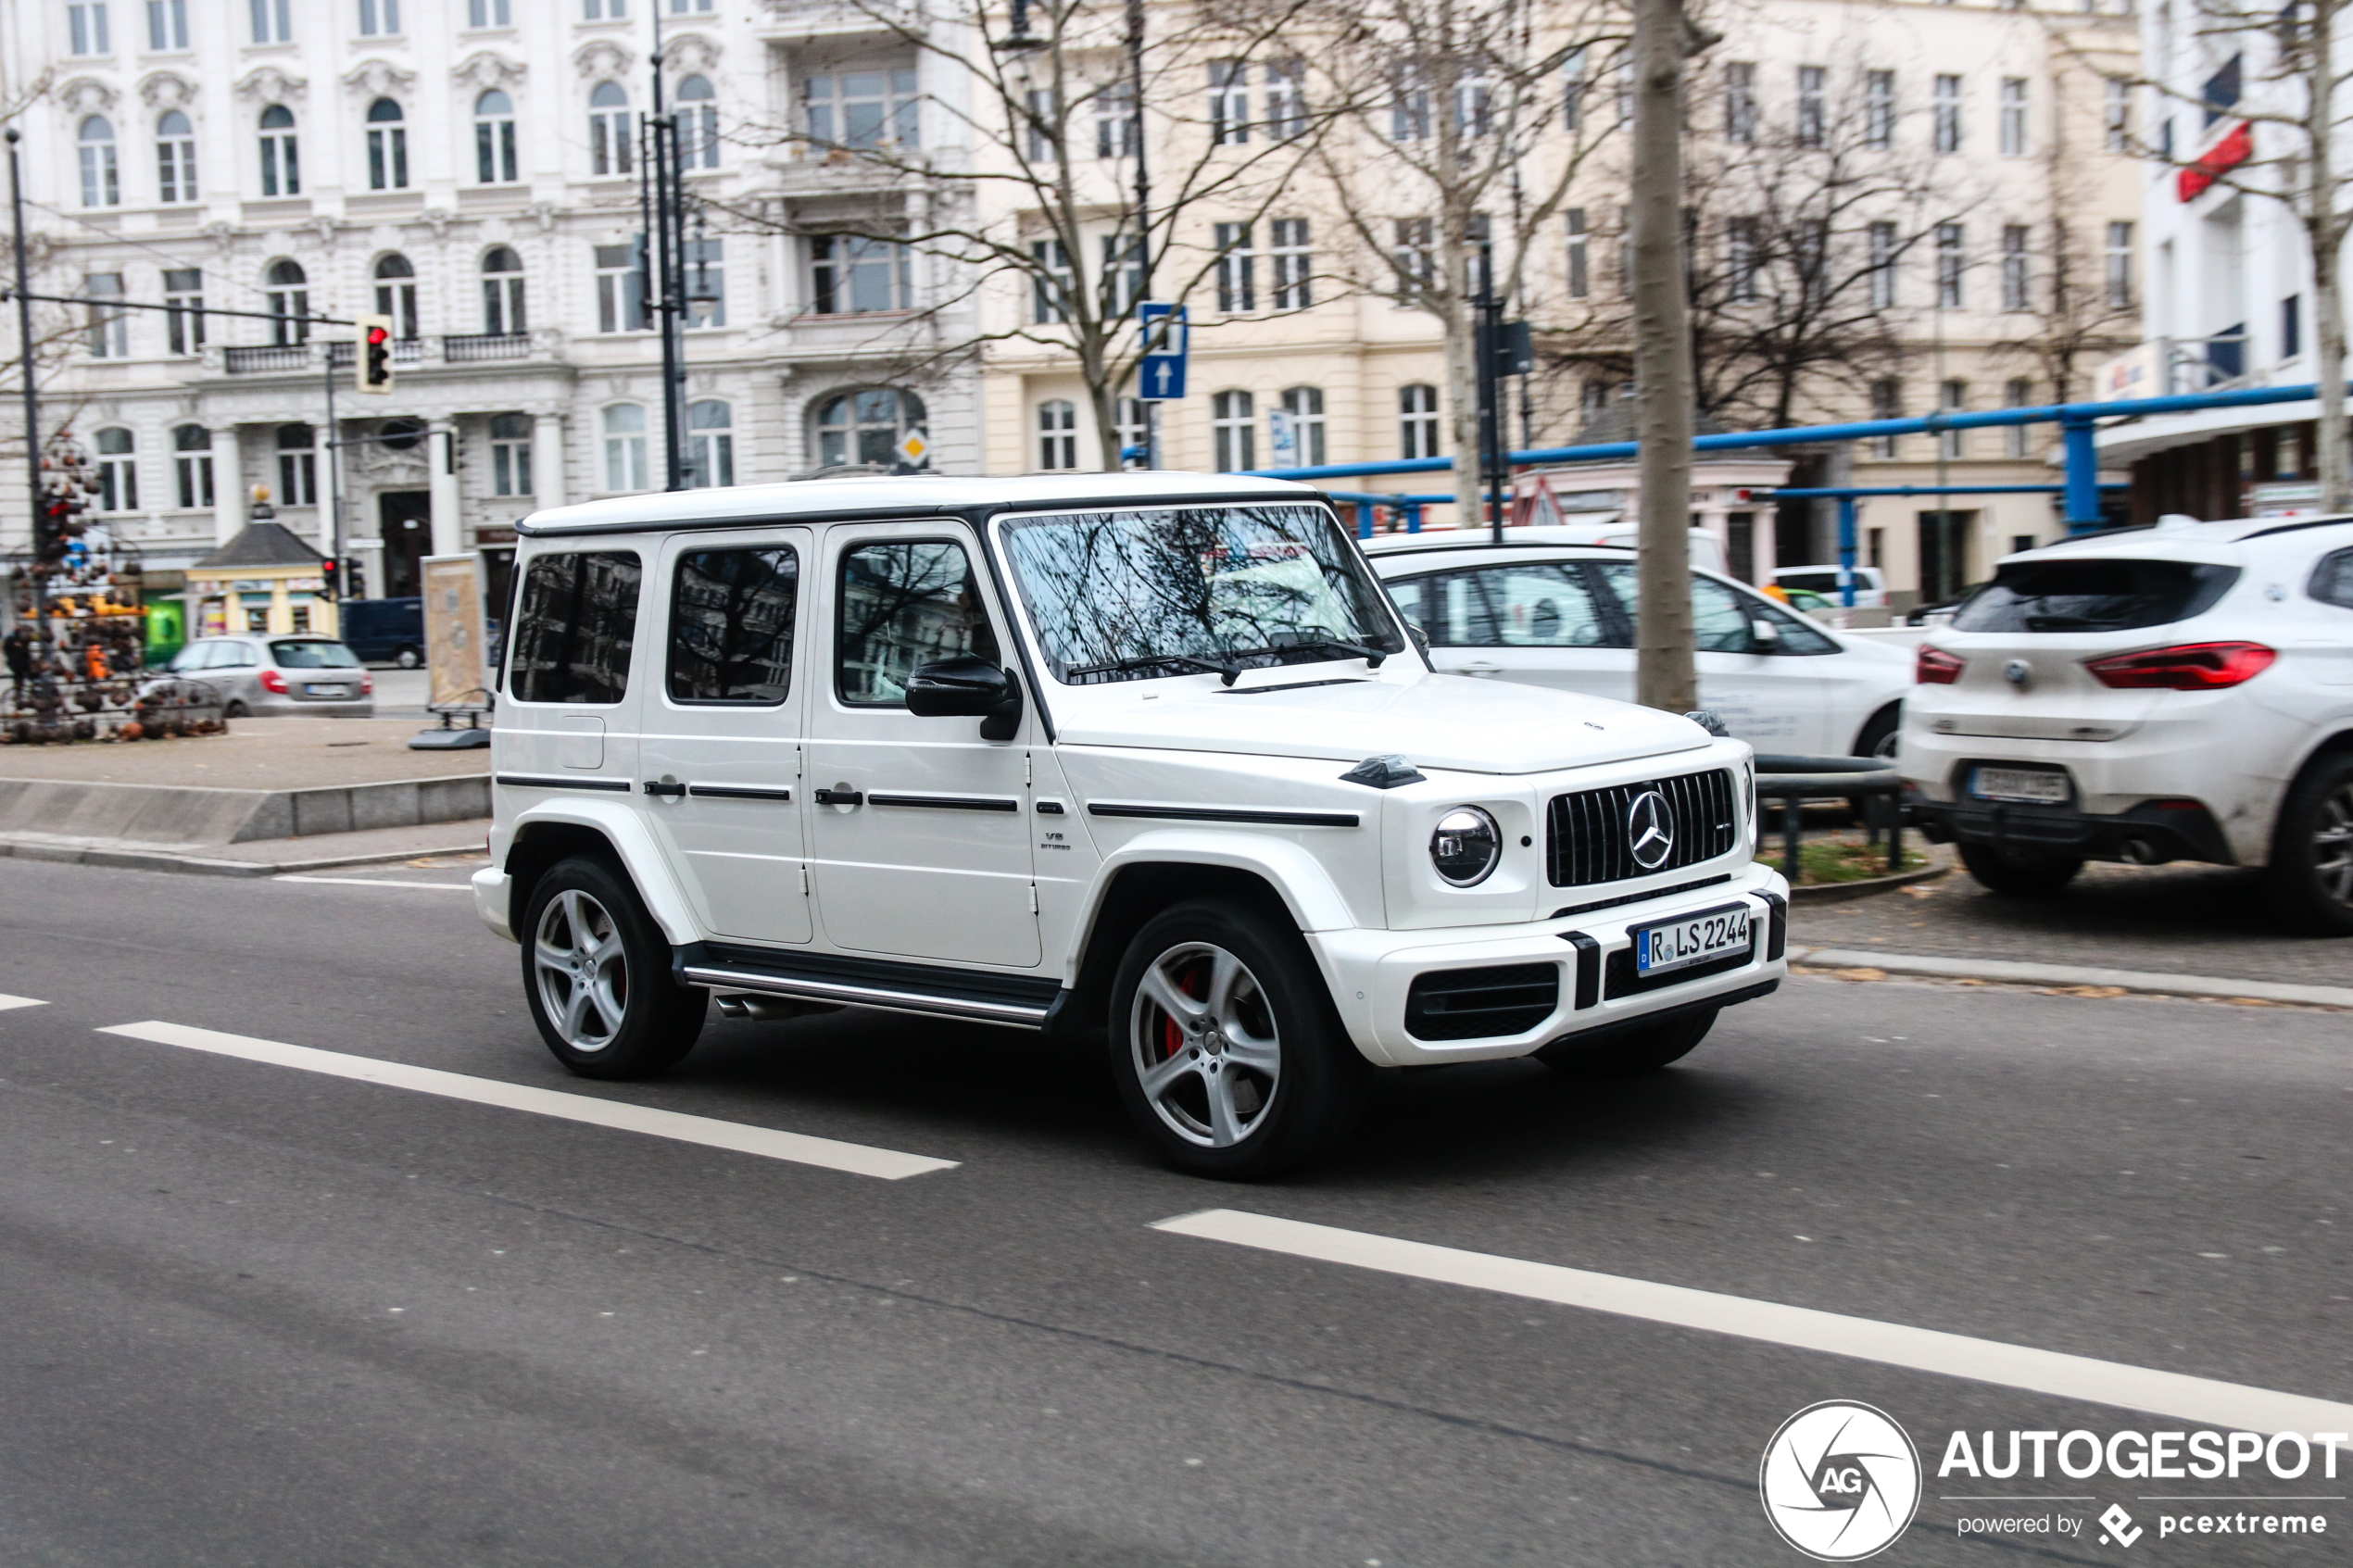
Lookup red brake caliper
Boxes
[1161,961,1203,1060]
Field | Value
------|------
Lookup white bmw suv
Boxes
[1903,516,2353,934]
[472,474,1790,1176]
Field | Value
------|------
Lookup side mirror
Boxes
[905,654,1025,741]
[1750,618,1783,650]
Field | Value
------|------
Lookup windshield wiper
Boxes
[1065,653,1240,686]
[1240,636,1389,670]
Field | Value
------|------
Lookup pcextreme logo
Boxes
[1759,1400,1924,1562]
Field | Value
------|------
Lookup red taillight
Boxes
[1916,646,1965,684]
[258,668,288,695]
[360,672,374,695]
[2083,641,2277,690]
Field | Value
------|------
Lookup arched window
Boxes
[474,89,518,183]
[482,246,526,335]
[276,423,317,506]
[1036,400,1077,470]
[1277,385,1326,466]
[258,105,299,196]
[366,97,409,190]
[94,429,137,512]
[1211,389,1254,470]
[686,399,734,488]
[588,82,632,176]
[78,116,118,208]
[489,412,532,496]
[266,259,308,345]
[373,254,418,340]
[172,423,214,509]
[1399,383,1441,458]
[676,74,719,169]
[812,388,926,469]
[601,404,648,492]
[156,111,197,205]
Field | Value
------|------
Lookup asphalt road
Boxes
[1,856,2347,1566]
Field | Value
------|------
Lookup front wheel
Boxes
[1537,1007,1718,1076]
[1959,842,2083,896]
[2268,755,2353,935]
[522,855,705,1078]
[394,647,422,670]
[1109,900,1370,1180]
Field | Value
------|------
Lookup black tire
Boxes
[1958,842,2084,896]
[221,699,248,719]
[2267,752,2353,936]
[1537,1007,1718,1076]
[1847,705,1902,821]
[395,646,422,670]
[520,854,705,1079]
[1108,898,1371,1179]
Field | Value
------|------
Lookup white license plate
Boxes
[305,684,346,696]
[1971,766,2070,804]
[1632,903,1754,977]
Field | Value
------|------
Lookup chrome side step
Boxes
[682,963,1055,1030]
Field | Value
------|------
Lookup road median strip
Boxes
[1788,947,2353,1010]
[94,1020,957,1180]
[1152,1209,2353,1440]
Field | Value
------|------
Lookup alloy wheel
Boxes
[534,888,629,1052]
[1129,941,1282,1148]
[2315,782,2353,909]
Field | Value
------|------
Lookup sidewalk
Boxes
[0,716,488,789]
[0,817,490,875]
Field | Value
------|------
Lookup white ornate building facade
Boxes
[0,0,979,602]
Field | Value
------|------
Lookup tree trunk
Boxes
[1087,359,1126,472]
[2310,4,2350,511]
[1443,289,1485,526]
[1629,0,1697,713]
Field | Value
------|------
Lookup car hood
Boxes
[1052,670,1714,774]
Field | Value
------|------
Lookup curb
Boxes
[1788,861,1949,905]
[0,838,486,878]
[1787,946,2353,1010]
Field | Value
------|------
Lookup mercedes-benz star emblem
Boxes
[1626,788,1675,870]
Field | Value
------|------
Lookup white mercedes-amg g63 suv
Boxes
[472,474,1788,1176]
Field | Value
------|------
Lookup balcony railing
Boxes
[444,332,532,362]
[222,344,311,374]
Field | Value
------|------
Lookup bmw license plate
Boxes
[1631,902,1754,977]
[1970,766,2070,804]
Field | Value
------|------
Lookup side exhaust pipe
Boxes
[714,993,843,1022]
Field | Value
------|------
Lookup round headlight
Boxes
[1429,806,1503,887]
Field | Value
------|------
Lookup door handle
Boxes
[813,788,863,807]
[642,779,686,797]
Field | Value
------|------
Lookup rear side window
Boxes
[837,539,999,706]
[2312,547,2353,609]
[510,551,642,704]
[669,546,799,704]
[1953,558,2241,633]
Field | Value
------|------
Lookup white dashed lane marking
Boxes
[0,994,47,1011]
[1152,1210,2353,1442]
[97,1021,957,1180]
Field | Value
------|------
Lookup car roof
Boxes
[518,471,1322,536]
[1358,525,1641,557]
[2020,515,2353,560]
[1364,542,1635,573]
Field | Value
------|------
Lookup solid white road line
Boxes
[0,993,47,1011]
[97,1021,958,1181]
[273,875,474,890]
[1152,1210,2353,1441]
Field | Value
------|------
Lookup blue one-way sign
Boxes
[1138,303,1188,401]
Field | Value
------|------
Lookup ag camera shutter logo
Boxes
[1759,1400,1923,1561]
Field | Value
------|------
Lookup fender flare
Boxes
[506,797,700,946]
[1063,827,1363,976]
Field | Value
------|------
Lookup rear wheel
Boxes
[522,855,705,1078]
[1848,706,1902,820]
[1109,899,1370,1180]
[1958,842,2083,896]
[395,646,422,670]
[221,699,248,719]
[1538,1007,1718,1076]
[2268,754,2353,936]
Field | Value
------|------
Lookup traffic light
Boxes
[356,312,395,395]
[321,558,339,601]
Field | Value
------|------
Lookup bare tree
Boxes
[1300,0,1626,522]
[723,0,1330,470]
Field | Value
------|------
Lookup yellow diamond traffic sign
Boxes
[895,430,929,465]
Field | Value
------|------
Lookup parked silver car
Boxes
[164,635,376,718]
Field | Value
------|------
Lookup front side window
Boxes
[1592,562,1837,654]
[267,257,308,344]
[86,271,128,358]
[804,69,920,149]
[811,234,909,314]
[588,82,632,174]
[1397,563,1623,648]
[1001,505,1403,685]
[489,410,532,495]
[601,404,648,492]
[78,116,118,207]
[836,540,999,706]
[669,546,796,703]
[366,97,409,189]
[483,246,526,333]
[813,387,925,468]
[475,90,518,182]
[156,110,196,203]
[2309,548,2353,610]
[94,427,136,510]
[173,422,213,507]
[510,551,642,704]
[686,398,734,488]
[258,105,298,195]
[275,421,316,504]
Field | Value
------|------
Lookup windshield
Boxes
[270,640,360,668]
[1952,559,2240,633]
[1000,505,1405,684]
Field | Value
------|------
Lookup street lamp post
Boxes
[643,14,691,492]
[7,128,47,660]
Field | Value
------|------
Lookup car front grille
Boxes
[1546,769,1738,887]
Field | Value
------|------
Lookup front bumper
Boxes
[1310,863,1790,1067]
[1907,796,2233,865]
[472,865,516,942]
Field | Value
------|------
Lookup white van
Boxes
[1769,564,1889,608]
[473,474,1788,1176]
